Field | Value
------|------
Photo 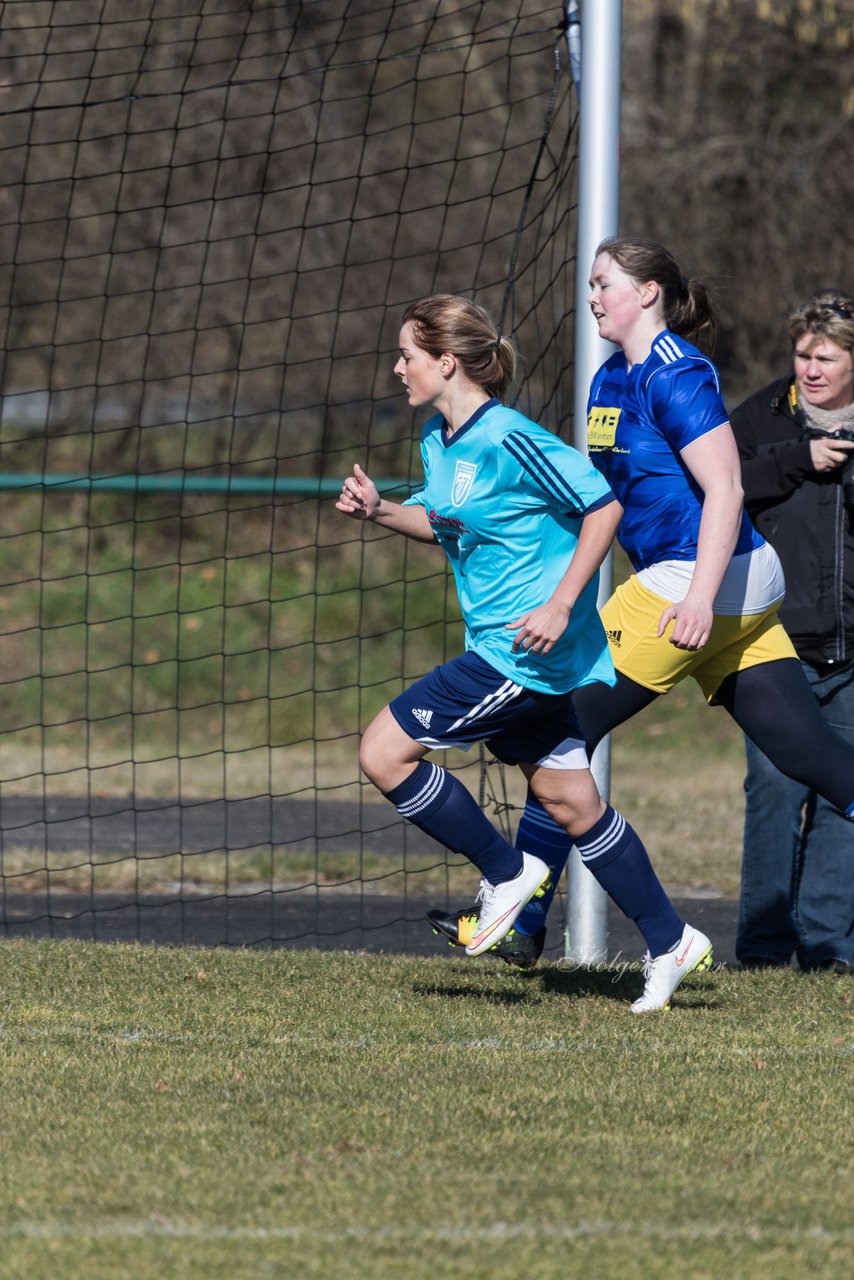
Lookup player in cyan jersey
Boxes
[429,239,854,1007]
[337,293,712,1001]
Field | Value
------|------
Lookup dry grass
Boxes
[1,940,851,1280]
[612,743,745,895]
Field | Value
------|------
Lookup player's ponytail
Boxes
[402,294,518,402]
[596,236,717,354]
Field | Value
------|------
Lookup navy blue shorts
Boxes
[389,651,590,770]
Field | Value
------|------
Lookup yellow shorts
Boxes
[601,574,798,703]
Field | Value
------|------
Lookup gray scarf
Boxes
[802,399,854,434]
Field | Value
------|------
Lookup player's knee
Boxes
[562,797,607,837]
[531,777,605,838]
[358,730,383,784]
[359,714,412,790]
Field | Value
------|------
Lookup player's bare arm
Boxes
[336,463,436,542]
[657,425,742,650]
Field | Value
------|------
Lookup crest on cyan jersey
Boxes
[451,460,477,506]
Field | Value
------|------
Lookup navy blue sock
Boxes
[513,791,572,936]
[384,760,523,884]
[575,804,683,957]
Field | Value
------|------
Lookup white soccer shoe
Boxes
[630,923,714,1013]
[465,852,551,957]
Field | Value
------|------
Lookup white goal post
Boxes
[566,0,623,963]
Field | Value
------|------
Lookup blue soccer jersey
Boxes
[403,398,617,694]
[587,331,763,571]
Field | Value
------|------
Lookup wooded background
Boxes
[623,0,853,400]
[1,0,852,463]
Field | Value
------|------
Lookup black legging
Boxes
[572,658,854,815]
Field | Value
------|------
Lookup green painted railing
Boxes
[0,473,411,495]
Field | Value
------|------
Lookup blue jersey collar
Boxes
[442,397,499,447]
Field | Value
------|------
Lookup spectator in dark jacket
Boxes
[732,288,854,973]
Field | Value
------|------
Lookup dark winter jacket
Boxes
[731,374,854,669]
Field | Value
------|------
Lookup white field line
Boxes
[0,1023,850,1057]
[2,1219,853,1245]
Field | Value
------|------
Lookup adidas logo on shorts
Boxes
[606,628,623,648]
[412,707,433,729]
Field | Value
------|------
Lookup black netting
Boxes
[0,0,577,951]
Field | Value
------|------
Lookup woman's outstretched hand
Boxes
[336,463,380,520]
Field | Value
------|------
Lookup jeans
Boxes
[737,661,854,969]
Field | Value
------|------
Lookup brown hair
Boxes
[596,236,717,353]
[401,294,517,401]
[788,288,854,360]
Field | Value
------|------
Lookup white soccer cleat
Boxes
[464,852,551,957]
[630,923,713,1013]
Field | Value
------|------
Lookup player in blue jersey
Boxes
[428,239,854,1005]
[337,293,712,1000]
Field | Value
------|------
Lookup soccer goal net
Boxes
[0,0,579,951]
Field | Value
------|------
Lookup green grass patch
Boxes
[0,940,850,1280]
[0,503,750,896]
[0,496,465,760]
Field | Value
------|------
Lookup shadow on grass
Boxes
[412,964,645,1007]
[542,966,724,1011]
[411,980,534,1006]
[411,959,723,1010]
[537,965,640,1004]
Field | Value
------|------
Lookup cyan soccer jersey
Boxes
[403,398,617,694]
[587,330,763,571]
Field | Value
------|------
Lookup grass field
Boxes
[1,940,851,1280]
[5,501,847,1279]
